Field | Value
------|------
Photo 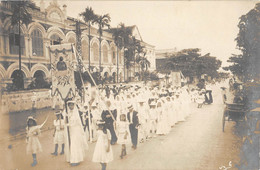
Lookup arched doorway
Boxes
[33,70,47,89]
[11,70,25,90]
[104,72,109,83]
[112,72,116,83]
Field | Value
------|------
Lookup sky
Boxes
[36,0,257,67]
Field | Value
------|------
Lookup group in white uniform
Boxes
[26,83,198,169]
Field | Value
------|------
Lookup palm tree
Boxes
[111,23,133,82]
[1,1,34,89]
[80,7,97,71]
[136,53,151,81]
[93,14,111,78]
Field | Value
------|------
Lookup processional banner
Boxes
[49,44,76,100]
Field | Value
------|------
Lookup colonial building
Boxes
[0,0,155,89]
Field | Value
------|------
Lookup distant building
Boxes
[0,0,155,89]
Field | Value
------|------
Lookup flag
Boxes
[49,44,76,100]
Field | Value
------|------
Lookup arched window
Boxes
[68,36,75,44]
[50,34,61,45]
[82,40,89,61]
[11,70,25,89]
[92,43,98,62]
[31,29,43,56]
[103,45,108,63]
[111,47,116,65]
[9,25,25,55]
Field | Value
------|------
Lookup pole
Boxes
[64,100,71,149]
[88,21,91,71]
[73,44,93,142]
[18,8,21,71]
[117,46,119,83]
[74,48,116,121]
[87,102,92,143]
[99,36,102,82]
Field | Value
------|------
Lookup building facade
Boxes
[0,1,155,89]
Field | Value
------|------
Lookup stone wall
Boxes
[1,89,53,113]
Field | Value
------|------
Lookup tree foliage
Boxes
[93,14,111,37]
[80,7,97,24]
[165,48,222,78]
[224,3,260,81]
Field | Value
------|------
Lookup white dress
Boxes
[64,108,89,164]
[197,94,205,104]
[26,126,42,154]
[92,129,114,163]
[156,107,168,135]
[116,121,130,145]
[53,119,65,144]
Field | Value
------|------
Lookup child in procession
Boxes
[116,114,130,159]
[26,116,42,167]
[92,121,113,170]
[51,110,65,156]
[197,92,205,108]
[149,101,158,138]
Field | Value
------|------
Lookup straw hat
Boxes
[54,110,62,115]
[127,103,133,109]
[67,100,76,104]
[27,116,36,122]
[96,120,105,125]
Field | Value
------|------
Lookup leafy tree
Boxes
[224,3,260,82]
[164,48,222,79]
[80,7,98,71]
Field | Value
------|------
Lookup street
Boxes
[0,86,241,170]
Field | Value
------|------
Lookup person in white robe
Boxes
[64,100,88,166]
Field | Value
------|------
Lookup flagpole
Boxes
[73,47,116,122]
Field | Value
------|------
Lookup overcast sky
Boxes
[36,0,257,66]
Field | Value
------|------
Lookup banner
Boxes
[49,44,76,100]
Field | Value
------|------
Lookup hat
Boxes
[138,99,146,103]
[27,116,36,122]
[55,110,62,115]
[97,120,105,125]
[127,103,133,109]
[201,89,206,93]
[67,100,76,104]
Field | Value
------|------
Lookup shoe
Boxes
[31,160,37,167]
[51,152,58,156]
[60,151,64,155]
[120,155,123,159]
[123,149,127,156]
[70,163,80,166]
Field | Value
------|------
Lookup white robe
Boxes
[64,107,88,163]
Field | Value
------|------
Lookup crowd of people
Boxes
[26,82,214,169]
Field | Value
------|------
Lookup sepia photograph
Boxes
[0,0,259,169]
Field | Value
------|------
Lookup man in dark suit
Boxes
[127,104,139,149]
[101,100,117,145]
